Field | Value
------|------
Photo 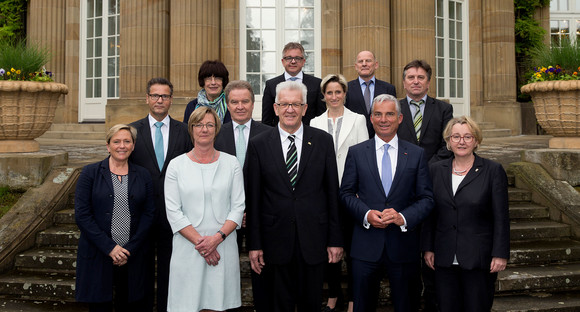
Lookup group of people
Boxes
[74,42,510,312]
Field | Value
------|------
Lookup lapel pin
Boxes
[475,168,479,172]
[308,142,312,145]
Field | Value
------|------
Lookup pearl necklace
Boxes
[452,160,471,176]
[191,148,216,164]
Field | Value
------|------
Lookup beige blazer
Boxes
[310,107,368,184]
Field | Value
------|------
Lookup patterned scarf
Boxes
[195,89,227,122]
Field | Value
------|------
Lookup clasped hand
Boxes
[109,245,130,266]
[195,234,222,266]
[368,208,403,228]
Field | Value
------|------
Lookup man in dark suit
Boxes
[397,59,453,163]
[246,81,343,312]
[345,50,397,137]
[340,94,434,312]
[396,60,453,311]
[129,77,193,312]
[213,80,270,312]
[261,42,324,126]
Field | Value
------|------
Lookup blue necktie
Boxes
[382,144,392,196]
[235,124,246,166]
[154,121,164,171]
[288,77,298,81]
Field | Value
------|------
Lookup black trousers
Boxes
[88,266,148,312]
[435,265,497,312]
[262,239,325,312]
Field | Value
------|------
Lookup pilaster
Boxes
[321,0,341,77]
[221,0,239,80]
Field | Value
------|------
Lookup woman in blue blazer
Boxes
[75,124,155,311]
[422,116,509,312]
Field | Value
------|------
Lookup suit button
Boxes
[453,225,457,230]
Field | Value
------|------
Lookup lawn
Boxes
[0,187,24,219]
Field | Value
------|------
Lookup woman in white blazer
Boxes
[310,74,368,312]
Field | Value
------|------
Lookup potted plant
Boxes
[520,39,580,139]
[0,40,68,153]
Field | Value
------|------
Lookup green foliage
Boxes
[526,39,580,83]
[0,0,28,42]
[0,187,24,219]
[0,40,53,81]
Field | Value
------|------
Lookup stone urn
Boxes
[0,81,68,153]
[521,80,580,148]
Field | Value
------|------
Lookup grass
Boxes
[0,187,24,219]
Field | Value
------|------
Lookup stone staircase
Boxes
[1,176,580,311]
[39,123,106,141]
[480,121,513,138]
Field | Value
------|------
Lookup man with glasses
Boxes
[129,77,193,312]
[261,42,325,126]
[246,81,343,312]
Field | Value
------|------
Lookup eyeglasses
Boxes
[276,103,304,109]
[193,123,216,130]
[148,94,171,101]
[282,56,304,62]
[204,76,223,83]
[449,134,475,143]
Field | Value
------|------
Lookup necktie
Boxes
[286,135,298,189]
[411,100,424,141]
[382,144,392,196]
[363,81,372,113]
[235,124,247,166]
[289,77,299,81]
[154,121,164,171]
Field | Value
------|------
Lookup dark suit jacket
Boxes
[214,119,271,156]
[340,138,434,264]
[75,158,155,302]
[129,116,193,232]
[398,96,453,163]
[422,154,510,270]
[345,78,397,137]
[245,125,342,265]
[261,73,325,126]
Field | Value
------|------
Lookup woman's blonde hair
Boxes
[443,116,482,151]
[106,124,137,144]
[187,106,221,144]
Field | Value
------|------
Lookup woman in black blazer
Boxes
[422,116,509,312]
[75,124,155,311]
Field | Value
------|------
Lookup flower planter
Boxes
[0,80,68,153]
[521,80,580,137]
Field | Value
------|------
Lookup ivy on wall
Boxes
[0,0,28,43]
[514,0,550,101]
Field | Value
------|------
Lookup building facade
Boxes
[27,0,521,134]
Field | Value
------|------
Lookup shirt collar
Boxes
[406,95,428,104]
[148,114,170,128]
[285,71,304,81]
[374,134,399,151]
[232,119,252,130]
[278,123,304,142]
[358,76,376,86]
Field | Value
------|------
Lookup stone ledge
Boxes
[0,151,68,189]
[522,149,580,186]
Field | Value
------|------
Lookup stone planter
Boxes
[0,81,68,153]
[521,80,580,148]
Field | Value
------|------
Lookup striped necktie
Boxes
[286,135,298,189]
[410,100,424,141]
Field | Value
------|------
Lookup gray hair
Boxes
[372,94,401,116]
[275,80,308,105]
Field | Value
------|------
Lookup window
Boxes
[550,0,580,44]
[435,0,469,116]
[79,0,120,122]
[240,0,321,112]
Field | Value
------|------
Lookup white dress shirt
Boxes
[278,124,304,169]
[148,114,170,158]
[284,71,304,82]
[232,119,252,148]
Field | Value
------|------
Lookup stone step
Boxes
[497,263,580,293]
[510,239,580,265]
[0,271,75,301]
[483,129,513,138]
[492,292,580,312]
[47,123,106,132]
[508,188,532,203]
[14,248,77,274]
[509,203,549,220]
[479,121,497,130]
[510,220,571,241]
[54,209,76,225]
[0,299,88,312]
[507,174,515,186]
[39,124,106,141]
[36,225,80,247]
